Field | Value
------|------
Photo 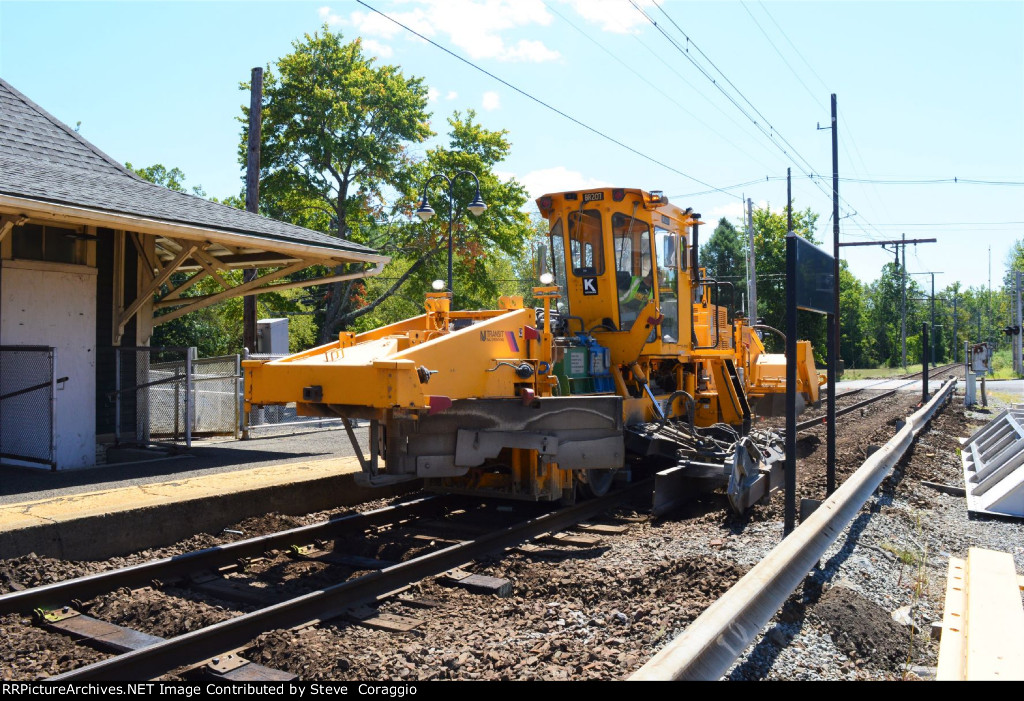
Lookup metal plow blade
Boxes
[726,436,784,513]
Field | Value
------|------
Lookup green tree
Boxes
[700,217,746,302]
[126,162,207,197]
[864,263,926,367]
[748,204,825,357]
[243,27,433,342]
[348,111,535,330]
[838,260,874,368]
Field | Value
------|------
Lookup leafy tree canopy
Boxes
[700,217,746,296]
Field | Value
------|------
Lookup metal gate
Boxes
[0,346,59,469]
[113,347,242,449]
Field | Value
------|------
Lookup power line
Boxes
[741,1,825,112]
[641,2,830,192]
[746,1,894,226]
[635,0,876,238]
[355,0,742,200]
[642,1,907,248]
[540,0,779,175]
[848,221,1024,228]
[814,176,1024,186]
[625,35,784,171]
[755,1,832,96]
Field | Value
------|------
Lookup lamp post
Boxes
[415,170,487,297]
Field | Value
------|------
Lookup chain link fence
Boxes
[115,346,192,448]
[0,346,58,469]
[191,355,241,438]
[114,347,242,449]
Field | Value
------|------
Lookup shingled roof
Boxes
[0,78,384,263]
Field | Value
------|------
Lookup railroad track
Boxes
[1,484,649,681]
[829,361,962,402]
[796,362,961,431]
[0,371,967,681]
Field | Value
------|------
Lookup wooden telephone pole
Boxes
[243,67,263,353]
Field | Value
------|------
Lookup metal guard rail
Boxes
[630,377,957,681]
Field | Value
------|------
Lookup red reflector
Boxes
[427,396,453,415]
[612,188,625,201]
[524,325,541,341]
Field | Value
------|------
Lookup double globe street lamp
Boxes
[415,170,487,296]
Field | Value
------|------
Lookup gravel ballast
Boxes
[1,385,1021,681]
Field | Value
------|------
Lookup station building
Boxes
[0,78,387,470]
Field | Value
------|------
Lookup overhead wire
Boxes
[740,1,826,112]
[540,0,779,174]
[642,0,901,246]
[355,0,743,200]
[641,1,831,193]
[747,0,893,225]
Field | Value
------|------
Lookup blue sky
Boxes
[2,1,1022,293]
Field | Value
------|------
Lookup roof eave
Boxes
[0,193,390,267]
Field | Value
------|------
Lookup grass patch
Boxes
[987,390,1021,405]
[881,542,925,567]
[843,363,926,380]
[989,348,1020,379]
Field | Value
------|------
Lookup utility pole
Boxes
[838,237,935,369]
[909,272,942,368]
[823,95,839,495]
[952,292,958,363]
[901,234,907,369]
[931,273,937,366]
[243,66,263,354]
[828,95,838,496]
[1011,270,1019,374]
[746,197,758,322]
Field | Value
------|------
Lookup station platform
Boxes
[0,426,411,561]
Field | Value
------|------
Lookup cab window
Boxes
[655,227,679,343]
[612,211,652,331]
[567,209,603,276]
[548,218,568,298]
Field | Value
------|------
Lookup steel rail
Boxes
[820,361,960,404]
[795,362,959,432]
[52,480,650,681]
[630,379,956,681]
[0,495,450,617]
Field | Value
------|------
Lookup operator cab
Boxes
[536,187,701,355]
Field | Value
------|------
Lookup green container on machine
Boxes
[554,346,592,395]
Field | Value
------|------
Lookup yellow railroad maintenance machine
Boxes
[243,187,824,513]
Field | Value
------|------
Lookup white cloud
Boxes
[446,91,458,100]
[362,38,394,58]
[342,1,560,63]
[564,0,654,34]
[427,86,440,102]
[502,39,561,63]
[482,91,501,111]
[518,167,612,201]
[318,5,344,26]
[351,7,436,40]
[708,201,746,223]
